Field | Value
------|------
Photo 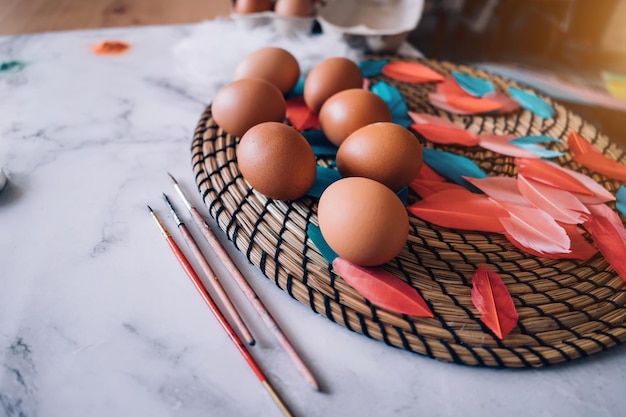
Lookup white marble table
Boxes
[1,19,625,417]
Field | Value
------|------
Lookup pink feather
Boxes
[500,203,571,254]
[517,174,590,224]
[478,134,542,158]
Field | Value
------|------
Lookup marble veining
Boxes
[1,19,626,417]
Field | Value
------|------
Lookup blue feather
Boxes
[306,166,342,198]
[616,185,626,217]
[509,86,556,119]
[359,59,390,78]
[307,223,339,263]
[370,81,412,127]
[452,71,496,97]
[422,148,487,193]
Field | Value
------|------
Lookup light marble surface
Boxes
[1,19,626,417]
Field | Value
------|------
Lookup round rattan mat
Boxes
[191,55,626,368]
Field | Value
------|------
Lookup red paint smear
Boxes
[93,40,131,55]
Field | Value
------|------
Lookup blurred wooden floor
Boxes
[0,0,232,35]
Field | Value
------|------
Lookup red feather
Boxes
[415,163,446,182]
[406,188,507,233]
[568,131,598,156]
[586,203,626,241]
[544,160,615,204]
[409,179,465,198]
[429,92,503,115]
[332,258,434,317]
[471,265,519,339]
[285,96,320,130]
[483,91,521,113]
[410,123,480,146]
[583,211,626,282]
[382,61,445,83]
[437,77,471,96]
[568,131,626,182]
[573,153,626,183]
[515,158,594,196]
[517,174,590,224]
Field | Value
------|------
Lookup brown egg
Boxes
[303,57,363,113]
[234,47,300,94]
[319,89,392,146]
[212,78,286,138]
[318,177,408,266]
[237,121,316,200]
[337,122,423,191]
[274,0,315,16]
[234,0,273,13]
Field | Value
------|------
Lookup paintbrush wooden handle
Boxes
[189,207,319,391]
[177,223,255,346]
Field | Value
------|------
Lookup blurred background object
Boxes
[2,0,625,142]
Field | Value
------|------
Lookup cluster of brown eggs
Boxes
[211,47,423,266]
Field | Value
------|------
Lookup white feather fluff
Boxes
[173,18,366,96]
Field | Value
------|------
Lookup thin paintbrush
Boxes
[162,193,255,346]
[147,206,294,417]
[168,173,320,391]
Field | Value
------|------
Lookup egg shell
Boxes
[234,0,273,13]
[318,177,409,266]
[212,78,286,138]
[274,0,315,17]
[237,121,316,200]
[319,89,392,146]
[303,57,363,113]
[234,47,300,94]
[337,122,423,190]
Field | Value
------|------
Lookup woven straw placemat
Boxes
[191,56,626,368]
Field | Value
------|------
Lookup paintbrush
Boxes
[168,173,319,391]
[148,206,294,417]
[162,193,255,346]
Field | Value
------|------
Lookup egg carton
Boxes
[316,0,425,53]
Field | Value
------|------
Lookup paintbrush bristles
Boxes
[168,173,193,210]
[162,193,183,226]
[147,205,170,238]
